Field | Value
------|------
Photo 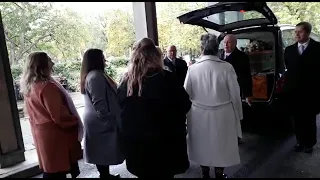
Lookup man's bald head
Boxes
[223,34,237,53]
[166,45,177,59]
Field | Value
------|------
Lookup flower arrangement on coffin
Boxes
[247,40,273,52]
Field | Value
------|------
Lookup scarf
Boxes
[50,77,84,142]
[103,73,117,92]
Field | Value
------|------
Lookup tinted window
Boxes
[310,33,320,42]
[204,10,266,25]
[281,29,295,48]
[218,38,250,50]
[282,29,320,48]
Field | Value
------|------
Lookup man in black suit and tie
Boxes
[164,45,188,87]
[221,34,253,144]
[283,22,320,153]
[222,34,253,106]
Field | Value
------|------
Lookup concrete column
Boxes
[132,2,159,46]
[0,12,25,168]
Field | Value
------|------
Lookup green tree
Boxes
[85,14,108,51]
[267,2,320,34]
[0,2,55,64]
[104,10,135,57]
[48,7,91,61]
[0,2,91,64]
[156,2,206,56]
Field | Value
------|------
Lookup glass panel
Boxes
[281,29,295,48]
[237,39,250,51]
[203,10,266,25]
[282,30,320,48]
[310,33,320,42]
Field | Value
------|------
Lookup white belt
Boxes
[192,100,232,110]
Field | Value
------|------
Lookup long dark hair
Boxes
[80,48,105,94]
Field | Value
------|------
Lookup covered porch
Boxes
[0,2,242,177]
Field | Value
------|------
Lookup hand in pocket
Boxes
[101,113,116,133]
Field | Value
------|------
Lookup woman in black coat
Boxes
[117,38,191,178]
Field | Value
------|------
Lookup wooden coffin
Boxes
[252,74,268,100]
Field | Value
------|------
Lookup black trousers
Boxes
[96,165,110,178]
[293,113,317,148]
[43,163,79,178]
[43,172,67,178]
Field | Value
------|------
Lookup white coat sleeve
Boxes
[184,68,192,98]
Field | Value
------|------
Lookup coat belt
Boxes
[191,100,232,110]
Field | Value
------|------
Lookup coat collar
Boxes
[197,55,225,63]
[297,38,310,48]
[224,48,239,60]
[294,38,316,55]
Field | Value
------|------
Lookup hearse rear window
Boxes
[204,11,265,26]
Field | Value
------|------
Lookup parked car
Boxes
[177,2,320,131]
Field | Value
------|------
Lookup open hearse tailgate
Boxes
[177,2,278,32]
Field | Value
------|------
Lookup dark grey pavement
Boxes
[33,119,320,178]
[249,117,320,178]
[259,119,320,178]
[31,131,292,178]
[24,93,320,178]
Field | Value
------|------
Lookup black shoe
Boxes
[202,174,210,179]
[201,166,210,178]
[216,174,228,178]
[304,147,314,154]
[293,144,304,152]
[110,174,120,178]
[99,174,120,179]
[222,174,228,178]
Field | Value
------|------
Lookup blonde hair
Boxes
[125,38,163,96]
[20,52,51,96]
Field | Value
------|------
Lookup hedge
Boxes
[11,57,129,92]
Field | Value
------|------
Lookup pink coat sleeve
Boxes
[40,82,79,129]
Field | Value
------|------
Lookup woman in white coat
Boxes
[184,34,243,178]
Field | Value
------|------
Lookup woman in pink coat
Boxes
[21,52,83,178]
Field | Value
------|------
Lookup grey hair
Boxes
[200,34,219,56]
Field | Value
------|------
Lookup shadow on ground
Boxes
[33,118,295,178]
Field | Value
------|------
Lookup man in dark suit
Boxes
[164,45,188,87]
[222,34,253,105]
[283,22,320,153]
[221,34,253,144]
